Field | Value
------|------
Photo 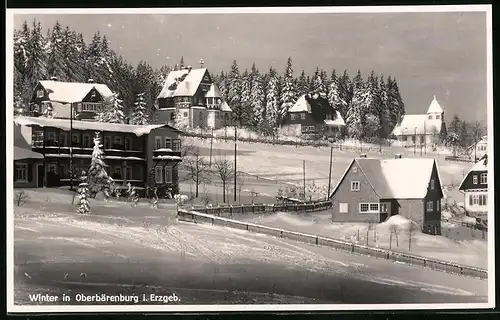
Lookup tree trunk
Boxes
[222,181,226,203]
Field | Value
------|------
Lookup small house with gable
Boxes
[329,156,444,235]
[30,77,114,120]
[458,154,488,221]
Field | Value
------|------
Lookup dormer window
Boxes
[428,115,433,120]
[300,113,306,120]
[37,89,44,98]
[436,115,440,120]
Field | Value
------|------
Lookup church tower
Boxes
[426,95,446,142]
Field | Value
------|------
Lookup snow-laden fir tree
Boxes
[377,75,393,138]
[386,76,405,129]
[97,92,126,123]
[338,70,353,120]
[87,132,115,198]
[251,72,266,129]
[346,81,372,140]
[227,60,243,125]
[46,21,65,80]
[364,71,381,139]
[240,69,253,126]
[279,57,296,120]
[312,66,328,97]
[25,20,48,88]
[297,70,309,96]
[265,67,280,134]
[77,170,91,214]
[129,92,149,125]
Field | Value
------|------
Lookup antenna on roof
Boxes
[199,58,204,68]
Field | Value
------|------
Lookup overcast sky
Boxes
[13,11,488,123]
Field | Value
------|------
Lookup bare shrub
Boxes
[14,191,29,206]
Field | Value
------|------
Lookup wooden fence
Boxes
[177,208,487,280]
[444,156,474,163]
[187,200,332,216]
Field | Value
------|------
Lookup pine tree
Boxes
[25,20,47,88]
[134,61,157,117]
[265,67,280,134]
[46,21,65,79]
[327,70,341,113]
[320,69,329,97]
[179,56,185,69]
[87,132,114,198]
[378,75,393,137]
[227,60,243,125]
[240,69,253,127]
[217,70,229,100]
[250,71,265,129]
[346,78,372,140]
[297,70,309,96]
[77,170,91,214]
[86,32,102,81]
[365,71,381,139]
[312,66,327,97]
[337,70,352,120]
[97,92,126,123]
[386,76,405,129]
[279,57,296,120]
[130,92,149,125]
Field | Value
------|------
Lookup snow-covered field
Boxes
[238,213,487,269]
[12,189,487,304]
[186,137,470,203]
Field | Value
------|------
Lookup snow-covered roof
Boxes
[391,114,442,136]
[157,68,208,99]
[14,116,182,136]
[466,136,487,150]
[205,83,223,98]
[288,95,311,113]
[330,157,439,199]
[39,80,114,104]
[427,95,444,114]
[458,156,488,190]
[220,100,232,112]
[324,111,345,126]
[14,146,43,161]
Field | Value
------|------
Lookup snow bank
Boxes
[378,215,416,232]
[442,210,453,220]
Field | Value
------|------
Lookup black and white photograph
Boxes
[6,5,494,313]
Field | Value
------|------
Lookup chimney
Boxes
[187,66,192,72]
[50,76,58,81]
[88,78,95,84]
[395,154,402,159]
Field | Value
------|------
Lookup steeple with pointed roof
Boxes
[427,95,444,114]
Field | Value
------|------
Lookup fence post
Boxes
[246,224,249,231]
[315,237,318,245]
[280,230,283,238]
[252,203,255,214]
[230,205,233,216]
[351,243,355,253]
[212,217,214,225]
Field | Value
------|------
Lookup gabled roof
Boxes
[14,146,43,160]
[391,114,442,136]
[330,157,439,199]
[14,116,182,136]
[458,155,488,190]
[205,83,223,98]
[220,100,232,112]
[427,95,444,114]
[157,68,208,99]
[324,111,345,126]
[39,80,114,104]
[288,94,312,113]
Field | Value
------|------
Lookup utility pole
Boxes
[209,127,214,167]
[303,160,306,201]
[414,127,417,155]
[195,153,199,197]
[327,146,333,199]
[234,126,237,203]
[69,103,74,190]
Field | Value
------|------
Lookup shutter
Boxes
[27,163,33,182]
[469,195,473,206]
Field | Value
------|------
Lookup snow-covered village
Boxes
[8,7,493,311]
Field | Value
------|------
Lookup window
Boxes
[155,166,163,183]
[428,115,433,120]
[436,200,440,210]
[91,91,96,98]
[480,173,487,184]
[114,136,122,146]
[47,132,56,145]
[164,137,172,150]
[426,201,434,211]
[359,203,380,213]
[155,136,162,150]
[124,137,131,150]
[72,133,80,145]
[59,164,67,178]
[352,166,358,173]
[37,89,44,98]
[301,126,315,133]
[436,115,440,120]
[172,139,181,151]
[32,131,43,147]
[207,97,214,105]
[81,103,101,112]
[291,114,297,120]
[472,194,487,206]
[472,175,478,184]
[430,178,435,190]
[59,133,67,147]
[480,194,487,206]
[216,98,221,104]
[351,181,360,191]
[164,166,173,183]
[82,134,91,148]
[48,163,57,173]
[339,203,348,213]
[380,203,388,213]
[15,163,28,182]
[300,113,306,120]
[114,166,122,179]
[183,112,188,118]
[104,136,111,149]
[124,166,132,180]
[170,113,175,121]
